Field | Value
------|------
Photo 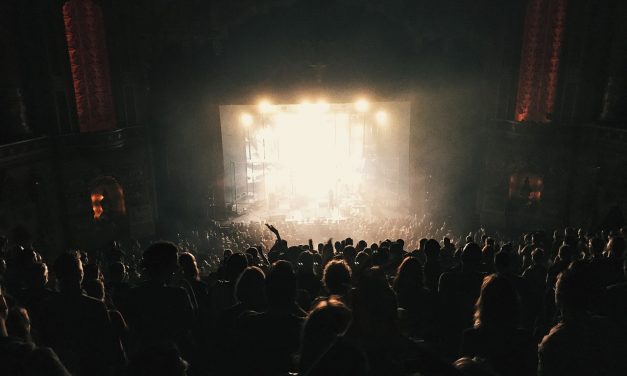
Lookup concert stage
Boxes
[219,99,410,222]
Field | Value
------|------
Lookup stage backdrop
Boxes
[219,101,410,220]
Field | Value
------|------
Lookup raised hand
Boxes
[265,224,280,237]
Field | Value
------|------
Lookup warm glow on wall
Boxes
[509,174,543,201]
[91,193,104,220]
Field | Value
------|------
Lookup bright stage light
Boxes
[240,113,253,127]
[258,100,273,114]
[260,101,364,203]
[316,100,330,112]
[355,99,370,112]
[376,110,388,124]
[298,100,311,112]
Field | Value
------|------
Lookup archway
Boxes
[89,176,126,221]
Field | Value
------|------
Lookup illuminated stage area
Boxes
[220,99,410,222]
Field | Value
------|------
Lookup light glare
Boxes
[376,110,388,124]
[355,99,370,112]
[316,100,330,112]
[240,113,253,127]
[258,100,273,113]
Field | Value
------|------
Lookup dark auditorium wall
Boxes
[476,0,627,235]
[0,0,156,256]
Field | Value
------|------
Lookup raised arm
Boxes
[265,224,285,252]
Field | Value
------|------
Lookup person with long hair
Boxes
[393,256,438,342]
[298,298,354,374]
[460,274,536,376]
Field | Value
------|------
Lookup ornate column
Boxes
[62,0,116,132]
[514,0,567,123]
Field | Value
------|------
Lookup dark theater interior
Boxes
[0,1,626,375]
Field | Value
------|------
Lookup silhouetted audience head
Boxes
[6,306,31,342]
[266,260,297,307]
[334,241,342,252]
[355,251,370,267]
[494,251,511,274]
[322,241,334,254]
[225,252,248,283]
[243,252,253,265]
[312,253,323,273]
[109,262,127,283]
[26,262,48,288]
[298,251,314,273]
[474,274,519,330]
[462,243,482,270]
[287,246,303,266]
[53,251,83,288]
[390,241,403,255]
[557,244,573,262]
[343,246,357,264]
[235,266,266,307]
[372,246,389,266]
[83,263,102,282]
[357,240,368,251]
[323,260,352,296]
[425,239,441,259]
[419,238,428,249]
[300,297,351,373]
[223,249,233,260]
[245,246,259,259]
[393,256,424,293]
[142,242,179,282]
[178,252,200,281]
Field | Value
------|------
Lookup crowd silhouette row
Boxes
[0,221,626,376]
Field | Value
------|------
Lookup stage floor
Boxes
[229,197,405,223]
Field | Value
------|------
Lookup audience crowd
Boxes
[0,218,626,376]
